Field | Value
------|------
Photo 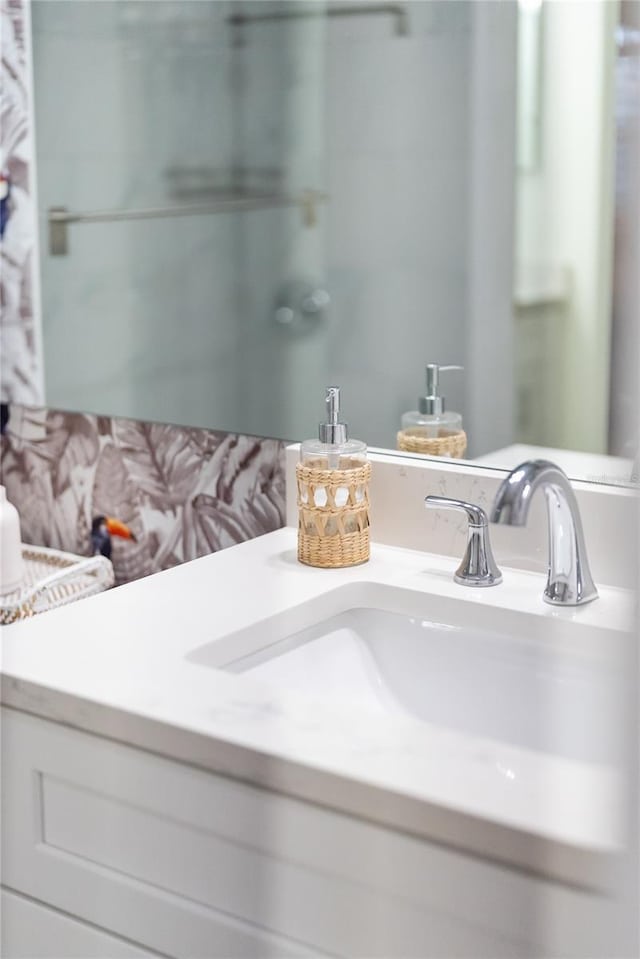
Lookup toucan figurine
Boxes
[91,515,137,559]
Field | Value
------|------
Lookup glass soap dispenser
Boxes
[297,387,371,568]
[397,363,467,458]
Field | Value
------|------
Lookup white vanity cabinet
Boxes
[0,706,623,959]
[1,888,164,959]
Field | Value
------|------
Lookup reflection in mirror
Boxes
[15,1,640,484]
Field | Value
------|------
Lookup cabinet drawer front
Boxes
[2,711,328,957]
[1,888,163,959]
[2,707,609,957]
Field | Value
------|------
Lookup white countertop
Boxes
[1,527,635,888]
[475,443,634,487]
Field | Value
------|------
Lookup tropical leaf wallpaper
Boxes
[0,404,286,585]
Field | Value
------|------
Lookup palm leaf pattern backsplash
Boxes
[1,405,286,584]
[115,420,199,513]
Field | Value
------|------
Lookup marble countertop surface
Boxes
[1,527,635,888]
[474,442,634,487]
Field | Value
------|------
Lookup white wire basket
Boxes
[0,546,115,625]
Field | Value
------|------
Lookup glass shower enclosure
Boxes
[32,2,513,454]
[33,0,330,441]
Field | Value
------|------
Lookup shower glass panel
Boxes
[32,0,329,439]
[33,2,492,451]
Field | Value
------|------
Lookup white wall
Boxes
[465,0,518,457]
[241,1,518,455]
[233,6,329,442]
[515,0,617,454]
[324,2,474,448]
[231,2,483,448]
[609,0,640,458]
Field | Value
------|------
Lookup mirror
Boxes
[25,0,639,485]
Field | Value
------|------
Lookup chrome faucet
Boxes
[490,460,598,606]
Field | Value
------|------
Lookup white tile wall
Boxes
[33,0,241,431]
[32,1,517,455]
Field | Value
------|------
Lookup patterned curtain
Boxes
[0,0,44,404]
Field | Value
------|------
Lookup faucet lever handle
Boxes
[425,495,487,528]
[425,495,502,587]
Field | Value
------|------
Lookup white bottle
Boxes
[0,485,25,594]
[401,364,464,436]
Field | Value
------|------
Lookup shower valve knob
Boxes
[273,280,330,335]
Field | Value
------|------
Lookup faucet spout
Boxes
[490,460,598,606]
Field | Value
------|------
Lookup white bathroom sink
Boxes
[188,582,621,765]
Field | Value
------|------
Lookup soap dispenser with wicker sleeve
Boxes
[296,387,371,568]
[397,363,467,458]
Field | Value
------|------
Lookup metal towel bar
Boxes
[47,189,327,256]
[227,3,409,37]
